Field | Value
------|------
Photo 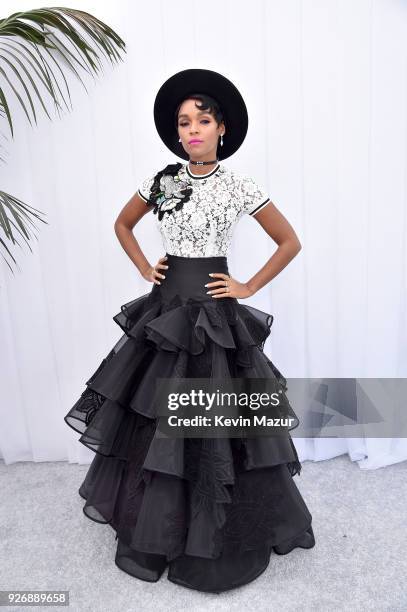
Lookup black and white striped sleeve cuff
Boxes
[240,174,271,216]
[137,173,156,206]
[248,198,271,216]
[137,189,150,203]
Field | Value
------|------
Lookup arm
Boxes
[207,200,301,299]
[113,193,167,284]
[245,200,302,295]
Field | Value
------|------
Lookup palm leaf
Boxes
[0,190,48,272]
[0,7,126,273]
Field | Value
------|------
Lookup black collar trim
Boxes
[185,162,221,180]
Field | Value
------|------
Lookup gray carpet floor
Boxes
[0,454,406,612]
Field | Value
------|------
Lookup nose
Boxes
[190,122,200,133]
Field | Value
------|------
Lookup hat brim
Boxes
[153,68,248,161]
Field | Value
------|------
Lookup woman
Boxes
[64,68,315,593]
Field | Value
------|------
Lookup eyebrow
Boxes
[178,111,211,119]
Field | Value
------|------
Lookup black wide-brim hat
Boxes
[153,68,248,161]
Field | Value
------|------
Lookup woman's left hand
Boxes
[205,272,255,299]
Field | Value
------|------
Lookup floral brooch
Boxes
[147,162,193,221]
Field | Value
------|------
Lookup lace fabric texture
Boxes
[137,163,271,257]
[64,256,315,593]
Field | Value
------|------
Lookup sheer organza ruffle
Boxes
[64,285,315,593]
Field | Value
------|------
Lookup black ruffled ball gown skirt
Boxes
[64,254,315,593]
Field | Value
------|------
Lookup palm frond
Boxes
[0,6,126,273]
[0,190,48,274]
[0,7,126,135]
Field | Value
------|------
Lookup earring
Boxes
[179,138,181,142]
[220,133,224,147]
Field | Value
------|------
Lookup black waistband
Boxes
[156,253,230,302]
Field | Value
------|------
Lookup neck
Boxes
[188,155,218,176]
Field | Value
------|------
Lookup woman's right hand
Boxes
[142,255,169,285]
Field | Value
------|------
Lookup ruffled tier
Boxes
[114,288,282,368]
[64,288,314,591]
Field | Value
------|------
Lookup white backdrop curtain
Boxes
[1,0,406,468]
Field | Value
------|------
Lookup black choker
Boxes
[189,159,218,165]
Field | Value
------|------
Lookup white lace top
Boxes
[137,161,271,257]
